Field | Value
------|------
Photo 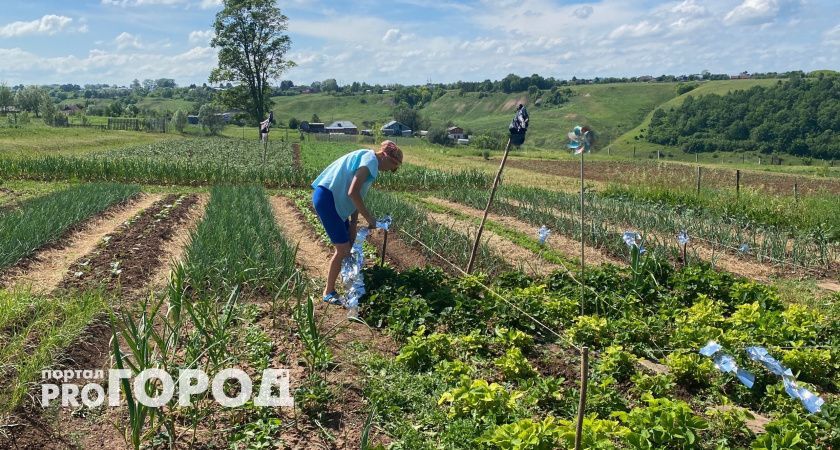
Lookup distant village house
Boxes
[447,126,466,140]
[325,120,358,135]
[381,120,412,137]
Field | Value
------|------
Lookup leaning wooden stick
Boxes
[466,138,512,274]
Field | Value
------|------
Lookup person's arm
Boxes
[348,167,376,228]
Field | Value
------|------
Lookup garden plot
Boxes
[2,192,158,293]
[0,183,141,273]
[60,194,199,292]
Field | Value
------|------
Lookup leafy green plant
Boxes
[751,413,819,450]
[567,315,609,347]
[396,327,454,372]
[494,347,537,380]
[595,345,637,383]
[614,395,708,449]
[664,352,716,389]
[704,406,755,449]
[438,378,523,424]
[629,372,675,399]
[479,416,562,450]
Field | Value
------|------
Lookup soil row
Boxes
[59,194,199,293]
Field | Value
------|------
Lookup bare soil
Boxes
[424,208,560,276]
[268,195,398,448]
[146,193,209,290]
[59,194,199,293]
[2,194,162,294]
[425,197,620,268]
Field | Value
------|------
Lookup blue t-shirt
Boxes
[311,149,379,219]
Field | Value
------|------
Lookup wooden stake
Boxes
[736,169,740,198]
[794,182,798,203]
[379,229,389,267]
[574,347,590,450]
[696,166,701,195]
[466,138,512,274]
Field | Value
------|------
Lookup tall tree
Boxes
[209,0,295,123]
[0,83,13,113]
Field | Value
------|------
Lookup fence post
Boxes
[736,169,740,198]
[657,149,660,160]
[633,146,636,158]
[574,347,590,450]
[696,166,701,195]
[794,182,798,203]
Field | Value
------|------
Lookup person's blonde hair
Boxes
[377,140,403,163]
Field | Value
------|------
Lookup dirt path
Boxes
[422,208,560,276]
[269,195,397,448]
[146,193,209,290]
[368,231,431,271]
[2,194,162,294]
[425,197,619,268]
[270,195,332,280]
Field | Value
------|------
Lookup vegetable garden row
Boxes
[0,137,836,449]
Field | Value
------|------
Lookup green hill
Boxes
[609,79,782,161]
[271,82,680,148]
[269,92,396,128]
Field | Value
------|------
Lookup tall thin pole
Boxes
[580,150,585,315]
[467,138,512,274]
[574,347,590,450]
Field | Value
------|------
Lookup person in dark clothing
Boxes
[260,111,275,143]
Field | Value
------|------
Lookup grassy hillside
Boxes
[269,92,395,127]
[272,82,679,148]
[422,82,679,148]
[609,79,784,163]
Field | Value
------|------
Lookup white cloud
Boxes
[115,32,144,49]
[723,0,780,25]
[199,0,222,9]
[609,21,662,39]
[574,5,594,19]
[0,15,74,38]
[825,24,840,45]
[382,28,401,44]
[189,30,213,44]
[102,0,187,6]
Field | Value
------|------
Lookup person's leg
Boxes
[324,242,350,296]
[312,187,351,298]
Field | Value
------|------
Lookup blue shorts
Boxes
[312,186,351,244]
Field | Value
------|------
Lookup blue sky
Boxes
[1,0,838,86]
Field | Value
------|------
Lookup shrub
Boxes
[171,109,187,132]
[198,104,224,135]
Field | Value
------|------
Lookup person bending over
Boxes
[311,140,403,305]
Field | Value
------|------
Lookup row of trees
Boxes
[646,74,840,159]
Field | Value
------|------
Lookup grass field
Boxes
[0,119,182,157]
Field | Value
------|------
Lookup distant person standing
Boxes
[260,111,275,143]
